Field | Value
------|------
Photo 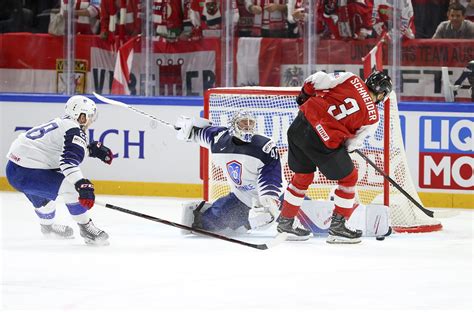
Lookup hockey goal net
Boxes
[202,87,442,233]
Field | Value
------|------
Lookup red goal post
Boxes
[201,87,442,233]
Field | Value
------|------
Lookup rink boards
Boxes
[0,94,472,208]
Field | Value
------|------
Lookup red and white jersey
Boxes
[245,0,286,32]
[319,0,373,39]
[299,71,379,149]
[187,0,238,36]
[347,0,373,38]
[62,0,100,34]
[372,0,415,39]
[153,0,184,36]
[236,0,254,34]
[100,0,141,41]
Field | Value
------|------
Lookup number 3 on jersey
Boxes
[327,98,360,120]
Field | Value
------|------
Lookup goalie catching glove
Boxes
[88,141,113,164]
[175,116,211,142]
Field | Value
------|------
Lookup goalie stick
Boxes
[355,149,458,218]
[92,92,178,130]
[96,201,287,250]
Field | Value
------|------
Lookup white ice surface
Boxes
[1,191,472,312]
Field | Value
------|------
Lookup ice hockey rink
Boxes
[1,191,472,312]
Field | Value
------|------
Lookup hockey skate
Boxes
[277,216,311,241]
[41,224,74,239]
[78,219,109,246]
[326,213,362,244]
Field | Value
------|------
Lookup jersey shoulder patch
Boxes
[72,135,87,148]
[213,129,228,144]
[262,139,276,154]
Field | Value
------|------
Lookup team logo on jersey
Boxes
[226,160,243,185]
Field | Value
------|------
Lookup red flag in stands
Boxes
[111,37,139,95]
[363,39,383,78]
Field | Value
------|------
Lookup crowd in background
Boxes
[1,0,473,42]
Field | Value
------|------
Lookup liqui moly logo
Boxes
[419,116,473,190]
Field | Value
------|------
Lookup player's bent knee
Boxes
[338,168,358,187]
[291,172,315,190]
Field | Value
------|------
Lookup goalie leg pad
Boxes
[297,200,390,237]
[346,204,390,237]
[200,193,250,231]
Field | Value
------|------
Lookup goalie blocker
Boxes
[181,199,391,238]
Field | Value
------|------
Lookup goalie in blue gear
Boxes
[176,110,283,234]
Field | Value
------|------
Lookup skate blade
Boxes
[83,238,110,246]
[42,233,75,240]
[326,235,361,244]
[284,233,311,241]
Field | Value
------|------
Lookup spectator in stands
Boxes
[182,0,238,40]
[99,0,140,43]
[236,0,255,36]
[25,0,60,33]
[0,0,34,33]
[54,0,101,35]
[372,0,415,39]
[246,0,288,38]
[457,0,474,21]
[318,0,373,40]
[433,2,474,38]
[154,0,184,41]
[287,0,305,38]
[412,0,450,38]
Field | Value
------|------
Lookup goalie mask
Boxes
[365,71,393,103]
[65,95,98,130]
[229,111,257,143]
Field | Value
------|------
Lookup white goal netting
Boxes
[203,87,442,233]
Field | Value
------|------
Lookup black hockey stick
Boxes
[96,202,287,250]
[354,150,457,218]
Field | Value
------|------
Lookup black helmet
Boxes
[365,71,392,100]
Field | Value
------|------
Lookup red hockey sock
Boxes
[280,172,314,218]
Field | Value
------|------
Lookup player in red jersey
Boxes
[277,71,392,243]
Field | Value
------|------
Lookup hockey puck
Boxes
[376,236,385,241]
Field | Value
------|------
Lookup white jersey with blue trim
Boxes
[6,116,87,184]
[194,126,283,207]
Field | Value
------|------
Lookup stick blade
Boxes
[259,232,288,250]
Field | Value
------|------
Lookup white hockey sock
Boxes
[71,212,91,225]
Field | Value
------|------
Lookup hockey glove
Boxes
[175,116,211,142]
[88,141,113,164]
[296,87,311,106]
[345,140,363,153]
[75,179,95,209]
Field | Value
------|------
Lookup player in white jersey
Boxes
[176,110,283,233]
[5,95,113,246]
